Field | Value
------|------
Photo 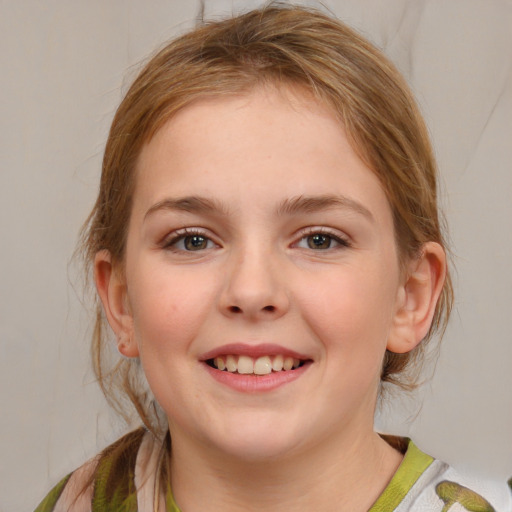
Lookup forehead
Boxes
[132,85,391,223]
[137,83,343,166]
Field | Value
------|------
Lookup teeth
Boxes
[211,354,304,374]
[283,357,294,371]
[237,355,254,374]
[226,355,237,372]
[271,354,283,372]
[254,356,272,375]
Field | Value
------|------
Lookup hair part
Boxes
[79,3,453,433]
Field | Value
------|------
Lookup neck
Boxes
[169,426,403,512]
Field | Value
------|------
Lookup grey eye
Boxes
[295,231,349,251]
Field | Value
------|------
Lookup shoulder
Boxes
[34,428,165,512]
[387,439,512,512]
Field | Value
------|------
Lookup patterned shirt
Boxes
[34,428,512,511]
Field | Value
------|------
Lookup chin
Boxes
[218,435,297,463]
[206,416,305,463]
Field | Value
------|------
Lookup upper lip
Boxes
[199,343,312,361]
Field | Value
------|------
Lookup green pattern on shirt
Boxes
[368,440,434,511]
[436,480,495,512]
[34,473,71,512]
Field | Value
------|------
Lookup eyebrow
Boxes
[144,194,374,221]
[276,194,374,221]
[144,196,231,221]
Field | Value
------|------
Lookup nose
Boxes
[218,246,290,321]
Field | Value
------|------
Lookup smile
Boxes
[208,355,305,375]
[200,344,312,391]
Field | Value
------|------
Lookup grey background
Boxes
[1,1,511,510]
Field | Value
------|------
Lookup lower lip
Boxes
[203,362,311,393]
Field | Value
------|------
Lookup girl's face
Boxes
[114,87,407,460]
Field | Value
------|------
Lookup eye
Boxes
[306,233,333,250]
[164,230,217,252]
[181,234,212,251]
[295,230,350,250]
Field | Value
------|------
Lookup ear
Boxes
[387,242,447,354]
[94,250,139,358]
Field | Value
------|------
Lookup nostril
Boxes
[227,305,276,314]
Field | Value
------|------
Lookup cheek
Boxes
[128,264,218,357]
[126,267,219,414]
[295,264,399,355]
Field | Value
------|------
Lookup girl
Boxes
[35,5,510,512]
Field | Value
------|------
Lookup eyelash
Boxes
[162,226,350,253]
[162,228,218,252]
[295,227,351,251]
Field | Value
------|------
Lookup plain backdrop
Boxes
[0,1,511,511]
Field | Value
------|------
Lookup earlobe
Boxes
[387,242,446,354]
[94,250,139,358]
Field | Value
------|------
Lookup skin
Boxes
[96,85,446,511]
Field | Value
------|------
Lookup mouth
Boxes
[206,354,308,376]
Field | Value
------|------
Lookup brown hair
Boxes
[80,3,453,433]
